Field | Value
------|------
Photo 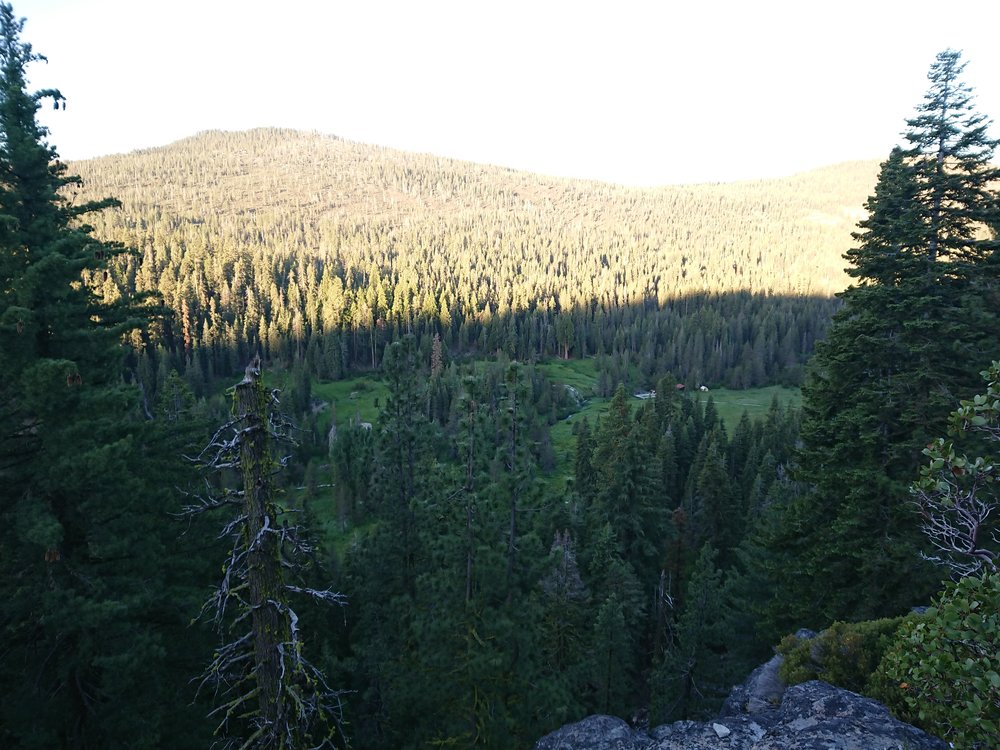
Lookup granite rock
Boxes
[535,670,946,750]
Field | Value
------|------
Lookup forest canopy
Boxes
[3,2,999,747]
[63,129,878,394]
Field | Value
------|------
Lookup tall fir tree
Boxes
[776,50,1000,624]
[343,335,435,747]
[0,4,212,746]
[590,385,667,590]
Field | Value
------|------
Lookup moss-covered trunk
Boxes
[235,362,289,729]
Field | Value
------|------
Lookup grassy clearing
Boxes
[537,359,604,489]
[547,397,614,490]
[299,360,801,508]
[536,358,601,395]
[311,376,389,433]
[286,376,388,561]
[536,359,801,491]
[693,385,802,430]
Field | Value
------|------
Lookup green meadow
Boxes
[536,358,801,491]
[311,376,389,433]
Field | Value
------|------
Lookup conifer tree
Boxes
[573,417,597,504]
[539,530,590,684]
[582,522,645,715]
[0,4,211,745]
[689,437,737,559]
[590,385,666,589]
[782,49,1000,623]
[650,544,738,723]
[589,594,633,716]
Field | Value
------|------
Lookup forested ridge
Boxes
[3,3,1000,747]
[74,128,875,302]
[65,129,876,392]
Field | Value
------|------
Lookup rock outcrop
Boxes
[535,679,946,750]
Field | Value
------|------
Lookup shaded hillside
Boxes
[66,129,877,387]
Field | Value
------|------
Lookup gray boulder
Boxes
[720,654,786,723]
[719,629,817,727]
[754,680,948,750]
[649,716,767,749]
[534,678,946,750]
[534,714,652,750]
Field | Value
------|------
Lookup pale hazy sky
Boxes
[13,0,1000,185]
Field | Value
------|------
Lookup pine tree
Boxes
[651,544,738,722]
[582,523,645,716]
[689,436,737,560]
[0,4,211,745]
[589,594,633,716]
[573,417,596,504]
[781,50,1000,623]
[590,385,666,589]
[539,530,590,682]
[343,335,441,748]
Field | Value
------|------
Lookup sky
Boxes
[12,0,1000,186]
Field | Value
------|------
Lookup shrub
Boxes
[777,616,911,694]
[872,573,1000,749]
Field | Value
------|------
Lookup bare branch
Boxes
[912,361,1000,577]
[186,360,347,749]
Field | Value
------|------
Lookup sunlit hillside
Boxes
[72,128,877,298]
[65,128,880,387]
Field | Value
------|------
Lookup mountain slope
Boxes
[72,128,877,297]
[65,129,879,386]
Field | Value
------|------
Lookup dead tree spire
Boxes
[184,359,347,749]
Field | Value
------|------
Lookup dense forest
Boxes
[2,3,999,748]
[65,128,877,398]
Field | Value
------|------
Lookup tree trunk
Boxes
[235,358,289,728]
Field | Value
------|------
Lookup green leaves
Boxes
[874,573,1000,748]
[912,362,1000,574]
[0,6,215,745]
[12,493,62,548]
[777,616,912,694]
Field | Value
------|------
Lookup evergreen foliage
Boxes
[0,4,213,746]
[62,129,865,392]
[8,6,992,746]
[651,544,740,723]
[777,616,911,694]
[332,353,802,746]
[770,50,1000,625]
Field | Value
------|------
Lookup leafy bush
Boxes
[777,616,910,694]
[872,573,1000,749]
